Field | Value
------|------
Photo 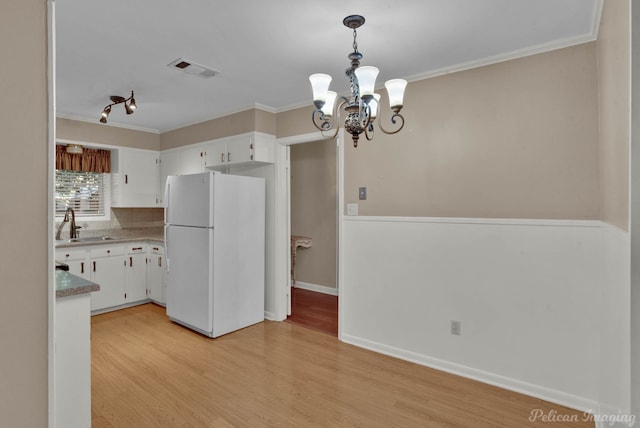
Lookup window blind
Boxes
[55,170,108,217]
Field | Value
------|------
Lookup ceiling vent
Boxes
[167,58,219,78]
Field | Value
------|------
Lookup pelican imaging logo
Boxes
[529,409,636,426]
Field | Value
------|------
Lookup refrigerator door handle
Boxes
[164,180,170,223]
[164,225,170,272]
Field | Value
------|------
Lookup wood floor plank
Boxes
[286,287,338,336]
[91,304,593,427]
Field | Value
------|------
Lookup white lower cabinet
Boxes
[57,249,90,280]
[125,244,148,303]
[147,244,165,304]
[56,241,165,314]
[89,246,125,311]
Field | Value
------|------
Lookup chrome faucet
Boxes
[55,208,79,240]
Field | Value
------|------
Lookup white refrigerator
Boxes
[164,171,265,338]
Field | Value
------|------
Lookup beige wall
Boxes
[0,0,49,426]
[276,105,317,139]
[342,43,600,219]
[160,108,276,150]
[290,141,337,288]
[597,0,631,231]
[57,117,161,150]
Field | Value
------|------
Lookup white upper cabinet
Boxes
[161,132,276,181]
[202,140,227,169]
[205,132,275,170]
[111,149,161,207]
[180,145,206,175]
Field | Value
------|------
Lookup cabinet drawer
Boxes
[56,249,87,262]
[127,244,146,254]
[149,245,164,255]
[90,245,125,258]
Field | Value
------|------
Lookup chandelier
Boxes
[309,15,407,147]
[99,90,137,124]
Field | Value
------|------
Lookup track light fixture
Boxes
[99,90,137,124]
[309,15,408,147]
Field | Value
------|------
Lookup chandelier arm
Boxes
[311,109,334,132]
[377,112,405,135]
[364,123,375,141]
[321,126,340,140]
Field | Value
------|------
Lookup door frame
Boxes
[274,130,344,338]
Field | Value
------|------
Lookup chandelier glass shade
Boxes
[99,90,136,124]
[309,15,408,147]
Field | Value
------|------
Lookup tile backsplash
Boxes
[57,208,164,233]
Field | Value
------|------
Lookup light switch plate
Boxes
[347,203,358,216]
[359,187,367,200]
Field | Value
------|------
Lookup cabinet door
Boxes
[180,146,205,174]
[67,259,90,280]
[124,150,160,207]
[147,246,165,304]
[202,141,227,168]
[226,138,252,164]
[125,246,148,303]
[159,151,181,206]
[90,256,125,311]
[113,150,160,207]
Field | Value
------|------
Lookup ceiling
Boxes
[55,0,601,134]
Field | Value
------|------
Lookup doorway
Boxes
[285,139,338,336]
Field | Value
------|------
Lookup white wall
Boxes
[599,224,631,419]
[341,216,606,410]
[229,163,277,319]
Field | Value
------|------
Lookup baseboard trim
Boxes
[341,333,599,413]
[90,299,151,316]
[264,311,276,321]
[294,281,339,296]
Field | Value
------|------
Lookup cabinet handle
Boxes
[93,261,96,272]
[65,253,70,258]
[152,247,159,251]
[107,250,111,254]
[221,153,225,163]
[80,262,84,274]
[132,247,143,251]
[228,152,231,162]
[129,256,133,267]
[158,256,162,267]
[125,174,128,184]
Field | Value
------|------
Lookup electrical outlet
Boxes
[450,320,461,335]
[359,187,367,200]
[347,203,358,216]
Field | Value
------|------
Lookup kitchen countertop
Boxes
[55,227,164,249]
[55,270,100,298]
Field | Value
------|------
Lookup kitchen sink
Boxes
[72,236,117,242]
[57,236,117,243]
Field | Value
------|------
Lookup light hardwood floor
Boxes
[92,304,593,427]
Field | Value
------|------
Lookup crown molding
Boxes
[56,113,160,134]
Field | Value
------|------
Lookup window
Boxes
[55,170,110,219]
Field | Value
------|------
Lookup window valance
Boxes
[56,145,111,173]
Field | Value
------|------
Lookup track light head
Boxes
[125,92,136,114]
[99,105,111,123]
[129,91,136,111]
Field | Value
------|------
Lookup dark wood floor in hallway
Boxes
[286,287,338,336]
